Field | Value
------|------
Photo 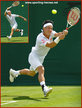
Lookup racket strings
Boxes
[12,1,20,7]
[66,7,80,29]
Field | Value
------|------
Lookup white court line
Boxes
[1,101,17,105]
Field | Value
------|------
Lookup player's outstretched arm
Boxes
[19,16,27,21]
[46,30,68,48]
[54,32,63,37]
[46,41,57,48]
[4,7,11,16]
[54,30,68,37]
[7,7,11,10]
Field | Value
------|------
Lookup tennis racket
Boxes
[9,1,20,8]
[66,7,80,30]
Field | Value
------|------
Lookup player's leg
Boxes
[36,66,45,90]
[15,29,23,36]
[37,66,45,82]
[36,66,52,97]
[9,68,36,82]
[20,69,36,76]
[15,29,20,32]
[7,28,14,39]
[29,53,52,97]
[10,28,14,37]
[7,23,17,39]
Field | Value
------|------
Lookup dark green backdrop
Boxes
[1,1,81,86]
[1,1,28,37]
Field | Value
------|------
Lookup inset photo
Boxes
[1,1,28,43]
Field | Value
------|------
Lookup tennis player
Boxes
[9,20,68,97]
[4,7,27,39]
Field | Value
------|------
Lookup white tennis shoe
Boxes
[7,36,11,40]
[21,29,23,36]
[43,86,52,97]
[9,68,18,82]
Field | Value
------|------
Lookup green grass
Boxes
[1,86,81,107]
[1,36,28,43]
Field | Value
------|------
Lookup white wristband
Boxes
[54,37,60,44]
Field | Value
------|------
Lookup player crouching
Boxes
[9,20,68,97]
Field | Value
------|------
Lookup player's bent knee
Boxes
[37,66,44,74]
[30,71,36,77]
[37,66,44,70]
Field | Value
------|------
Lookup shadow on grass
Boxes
[2,95,48,101]
[13,96,41,101]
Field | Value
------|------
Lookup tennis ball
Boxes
[52,9,57,14]
[21,5,24,7]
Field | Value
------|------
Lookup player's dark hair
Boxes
[42,20,54,26]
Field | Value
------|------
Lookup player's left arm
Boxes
[54,30,68,37]
[4,7,11,16]
[46,30,68,48]
[19,16,27,21]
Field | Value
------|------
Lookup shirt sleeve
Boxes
[13,14,19,17]
[51,30,57,38]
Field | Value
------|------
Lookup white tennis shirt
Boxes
[6,14,19,26]
[31,31,56,58]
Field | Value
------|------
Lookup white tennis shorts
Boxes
[11,23,18,30]
[28,52,44,73]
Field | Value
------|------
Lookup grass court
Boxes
[1,36,28,43]
[1,86,81,107]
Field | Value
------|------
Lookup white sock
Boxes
[40,81,45,86]
[40,81,46,91]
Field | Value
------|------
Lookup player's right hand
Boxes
[59,33,65,40]
[63,30,68,35]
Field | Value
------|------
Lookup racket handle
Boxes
[66,28,69,30]
[9,6,13,9]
